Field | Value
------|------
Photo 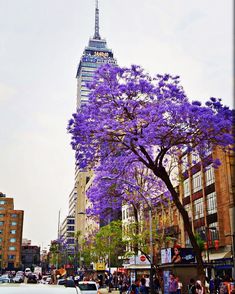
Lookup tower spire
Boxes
[94,0,101,40]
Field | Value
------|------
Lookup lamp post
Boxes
[78,212,86,269]
[225,233,235,280]
[101,176,154,294]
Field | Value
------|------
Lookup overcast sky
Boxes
[0,0,233,249]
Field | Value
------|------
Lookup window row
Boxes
[184,193,217,220]
[181,149,212,173]
[0,214,18,218]
[183,166,215,197]
[0,246,16,251]
[0,221,17,226]
[0,238,16,243]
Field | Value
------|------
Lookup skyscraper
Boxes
[71,1,117,243]
[76,0,117,109]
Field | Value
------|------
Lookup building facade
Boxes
[0,192,24,270]
[21,244,40,270]
[177,147,234,276]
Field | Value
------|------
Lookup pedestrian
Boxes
[209,278,215,294]
[129,278,140,294]
[195,280,204,294]
[145,275,150,293]
[176,277,183,294]
[154,276,161,293]
[188,278,196,294]
[139,278,148,294]
[214,276,222,294]
[169,273,178,294]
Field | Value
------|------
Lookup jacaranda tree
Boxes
[68,64,233,280]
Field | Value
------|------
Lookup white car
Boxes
[25,268,32,277]
[0,284,78,293]
[77,281,99,294]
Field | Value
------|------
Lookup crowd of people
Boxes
[168,273,235,294]
[50,268,235,294]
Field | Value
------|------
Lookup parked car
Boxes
[25,268,32,277]
[0,277,11,283]
[13,274,24,283]
[27,273,38,284]
[57,278,66,285]
[77,281,99,294]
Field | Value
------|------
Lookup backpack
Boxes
[219,282,228,294]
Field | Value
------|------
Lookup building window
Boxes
[208,222,219,241]
[10,230,16,234]
[0,214,4,218]
[67,219,75,225]
[122,210,125,220]
[183,179,190,197]
[8,255,15,260]
[9,246,16,251]
[181,154,188,173]
[0,230,2,234]
[0,207,4,210]
[205,165,215,186]
[11,221,17,226]
[67,226,74,231]
[191,152,200,165]
[193,197,204,220]
[184,204,192,220]
[9,238,16,243]
[0,200,6,205]
[11,214,17,218]
[207,192,217,215]
[0,238,2,242]
[192,171,202,193]
[0,221,4,226]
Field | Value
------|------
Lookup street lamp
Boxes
[77,212,86,269]
[225,233,235,280]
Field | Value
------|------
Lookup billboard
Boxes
[160,247,195,264]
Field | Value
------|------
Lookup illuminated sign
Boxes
[85,50,113,58]
[160,248,195,264]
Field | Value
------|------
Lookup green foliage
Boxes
[195,232,205,251]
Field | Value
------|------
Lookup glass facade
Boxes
[76,38,117,109]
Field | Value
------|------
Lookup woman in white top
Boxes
[195,280,204,294]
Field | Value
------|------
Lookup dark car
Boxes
[27,273,37,284]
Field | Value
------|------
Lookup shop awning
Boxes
[208,251,231,260]
[123,264,151,269]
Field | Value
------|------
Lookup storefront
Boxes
[123,255,151,283]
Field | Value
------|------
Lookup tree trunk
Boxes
[155,167,205,281]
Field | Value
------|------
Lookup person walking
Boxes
[169,273,178,294]
[188,278,196,294]
[139,278,148,294]
[176,277,183,294]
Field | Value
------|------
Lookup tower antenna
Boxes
[94,0,101,39]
